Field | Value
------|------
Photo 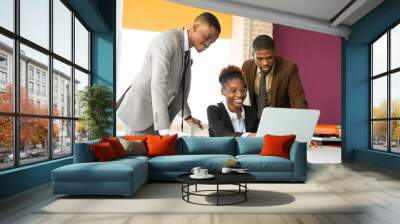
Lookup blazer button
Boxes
[172,92,176,96]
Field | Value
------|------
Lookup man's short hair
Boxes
[252,35,275,51]
[195,12,221,34]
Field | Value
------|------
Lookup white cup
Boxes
[200,169,208,176]
[191,167,202,176]
[221,167,232,174]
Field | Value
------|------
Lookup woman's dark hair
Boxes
[219,65,246,87]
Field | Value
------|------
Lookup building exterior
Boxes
[0,41,78,150]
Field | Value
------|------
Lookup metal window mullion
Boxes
[48,0,53,160]
[71,11,76,155]
[370,45,374,149]
[88,31,91,76]
[13,0,20,167]
[387,30,391,152]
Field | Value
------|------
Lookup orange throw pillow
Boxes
[124,135,148,142]
[146,134,177,157]
[101,137,126,158]
[260,134,296,159]
[91,142,117,161]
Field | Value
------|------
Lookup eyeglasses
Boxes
[223,88,247,95]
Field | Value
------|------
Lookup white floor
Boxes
[307,146,342,164]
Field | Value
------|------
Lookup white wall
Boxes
[117,28,232,134]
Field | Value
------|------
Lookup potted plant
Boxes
[79,84,113,140]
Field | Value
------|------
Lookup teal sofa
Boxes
[52,137,307,196]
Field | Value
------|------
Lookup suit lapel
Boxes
[244,106,251,130]
[248,61,257,106]
[270,57,280,107]
[218,103,234,131]
[183,51,191,101]
[177,28,185,90]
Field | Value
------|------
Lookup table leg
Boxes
[217,184,219,206]
[245,183,247,201]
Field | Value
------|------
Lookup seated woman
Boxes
[207,65,259,137]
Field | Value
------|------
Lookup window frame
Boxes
[0,0,92,171]
[370,20,400,154]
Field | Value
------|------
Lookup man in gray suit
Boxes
[117,12,221,135]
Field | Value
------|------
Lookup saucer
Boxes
[190,174,215,179]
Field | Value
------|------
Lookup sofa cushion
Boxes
[236,155,293,172]
[124,135,148,141]
[236,137,263,155]
[260,134,296,159]
[101,137,127,158]
[91,142,118,161]
[178,137,235,155]
[148,154,235,172]
[53,159,147,183]
[147,134,177,157]
[115,155,150,163]
[119,138,147,156]
[74,140,100,163]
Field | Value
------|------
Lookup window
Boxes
[0,35,13,113]
[35,70,41,81]
[75,18,89,70]
[36,83,40,95]
[28,81,34,94]
[0,0,14,32]
[0,54,7,86]
[0,54,7,67]
[53,119,72,158]
[42,85,46,97]
[20,0,49,49]
[371,23,400,153]
[28,67,34,80]
[53,0,72,60]
[74,69,89,119]
[0,71,6,85]
[0,0,91,170]
[53,59,72,116]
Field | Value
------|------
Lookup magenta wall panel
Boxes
[273,24,342,124]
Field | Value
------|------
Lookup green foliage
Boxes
[372,99,400,140]
[79,84,113,140]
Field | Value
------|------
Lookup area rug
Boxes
[37,183,361,214]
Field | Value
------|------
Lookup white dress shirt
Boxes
[222,101,249,136]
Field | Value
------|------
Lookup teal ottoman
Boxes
[52,156,148,196]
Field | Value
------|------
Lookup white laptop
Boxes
[256,108,320,145]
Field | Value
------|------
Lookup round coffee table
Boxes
[177,172,255,206]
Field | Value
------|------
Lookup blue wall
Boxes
[0,158,72,199]
[343,0,400,171]
[0,0,116,200]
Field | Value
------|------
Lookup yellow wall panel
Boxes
[123,0,232,39]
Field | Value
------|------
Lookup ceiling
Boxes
[169,0,384,38]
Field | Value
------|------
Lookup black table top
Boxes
[177,172,255,185]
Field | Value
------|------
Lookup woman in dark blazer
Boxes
[207,65,259,137]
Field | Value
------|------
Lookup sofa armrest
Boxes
[73,140,100,163]
[289,141,307,181]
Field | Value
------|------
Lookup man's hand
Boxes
[185,116,203,129]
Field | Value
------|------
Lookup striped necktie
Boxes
[257,72,267,118]
[181,50,190,132]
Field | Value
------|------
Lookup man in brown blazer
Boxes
[242,35,308,118]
